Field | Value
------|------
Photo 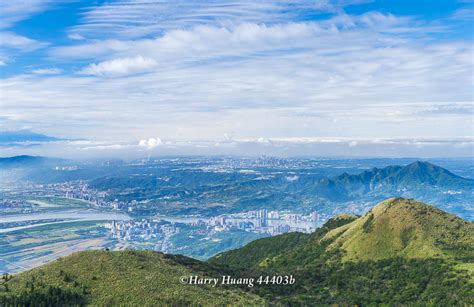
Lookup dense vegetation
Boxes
[250,258,473,305]
[0,250,265,306]
[1,198,472,305]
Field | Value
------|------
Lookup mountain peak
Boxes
[324,198,473,261]
[408,160,432,167]
[327,161,471,201]
[405,161,443,172]
[372,196,420,210]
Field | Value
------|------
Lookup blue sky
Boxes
[0,0,472,158]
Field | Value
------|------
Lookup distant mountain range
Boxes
[85,160,473,218]
[5,156,472,219]
[1,198,472,305]
[0,155,60,168]
[0,155,44,167]
[311,161,473,201]
[0,130,63,146]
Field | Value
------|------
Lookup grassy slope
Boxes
[209,232,308,269]
[0,250,265,305]
[209,213,358,269]
[323,198,474,261]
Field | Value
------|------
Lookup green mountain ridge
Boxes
[312,161,473,202]
[323,198,473,261]
[1,198,473,305]
[0,250,264,306]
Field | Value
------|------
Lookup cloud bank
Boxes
[0,0,472,157]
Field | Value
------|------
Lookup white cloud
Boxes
[451,7,474,20]
[51,22,318,61]
[138,137,163,149]
[67,0,368,40]
[51,12,429,64]
[0,1,52,65]
[0,0,53,29]
[1,1,472,157]
[67,33,84,40]
[1,136,472,159]
[0,32,48,51]
[80,55,158,76]
[31,68,62,75]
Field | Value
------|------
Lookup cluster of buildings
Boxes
[0,199,34,214]
[102,207,326,253]
[206,209,325,235]
[47,181,110,207]
[103,220,180,252]
[4,181,110,208]
[104,220,180,241]
[7,180,327,237]
[194,156,316,173]
[237,209,321,222]
[7,180,134,212]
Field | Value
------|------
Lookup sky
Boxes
[0,0,473,158]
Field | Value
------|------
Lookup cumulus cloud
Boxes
[138,137,163,160]
[80,55,158,76]
[138,137,163,149]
